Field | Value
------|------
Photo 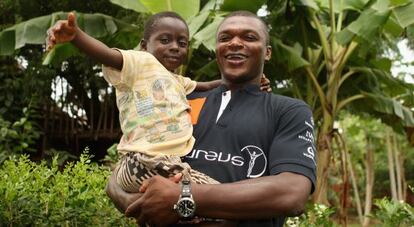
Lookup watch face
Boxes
[177,198,195,218]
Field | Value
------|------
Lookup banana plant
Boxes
[265,0,414,204]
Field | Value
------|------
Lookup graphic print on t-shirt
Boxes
[186,145,268,179]
[298,116,316,166]
[241,145,267,178]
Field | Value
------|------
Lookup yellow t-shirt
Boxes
[103,50,196,156]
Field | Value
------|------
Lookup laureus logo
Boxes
[241,145,267,178]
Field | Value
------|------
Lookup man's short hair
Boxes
[219,10,270,45]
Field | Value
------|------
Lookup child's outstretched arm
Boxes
[46,12,123,70]
[194,74,272,92]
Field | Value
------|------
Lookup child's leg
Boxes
[116,152,219,192]
[116,152,158,192]
[139,154,219,184]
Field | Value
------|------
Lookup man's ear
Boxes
[265,45,272,61]
[140,39,147,51]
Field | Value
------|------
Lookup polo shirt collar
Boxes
[215,84,261,96]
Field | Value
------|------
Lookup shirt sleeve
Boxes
[268,103,317,192]
[174,74,197,95]
[102,49,157,88]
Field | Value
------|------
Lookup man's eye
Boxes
[218,36,230,42]
[245,35,257,41]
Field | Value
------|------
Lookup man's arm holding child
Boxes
[105,172,311,226]
[46,12,123,70]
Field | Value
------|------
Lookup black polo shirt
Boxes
[185,84,317,227]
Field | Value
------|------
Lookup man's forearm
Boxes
[72,28,123,70]
[193,172,312,220]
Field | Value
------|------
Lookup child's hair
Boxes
[143,11,189,41]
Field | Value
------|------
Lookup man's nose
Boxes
[227,37,244,49]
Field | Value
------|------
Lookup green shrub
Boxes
[285,203,336,227]
[372,197,414,227]
[0,107,40,163]
[0,154,135,226]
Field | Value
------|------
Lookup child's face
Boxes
[142,17,189,72]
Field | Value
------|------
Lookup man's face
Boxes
[216,16,271,85]
[142,17,189,72]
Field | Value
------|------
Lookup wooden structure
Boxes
[40,93,121,155]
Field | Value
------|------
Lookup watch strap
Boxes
[181,179,192,198]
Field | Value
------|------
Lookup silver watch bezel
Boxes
[174,196,196,218]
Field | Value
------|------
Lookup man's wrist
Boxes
[174,179,196,219]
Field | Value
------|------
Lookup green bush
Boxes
[0,107,40,163]
[0,154,135,226]
[372,197,414,227]
[285,203,336,227]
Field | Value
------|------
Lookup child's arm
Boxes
[194,74,272,92]
[46,12,123,70]
[195,80,222,91]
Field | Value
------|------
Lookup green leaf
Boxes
[270,38,310,72]
[14,15,51,49]
[293,0,320,10]
[336,8,391,45]
[0,12,140,58]
[188,11,210,38]
[109,0,149,12]
[363,92,414,126]
[407,24,414,39]
[383,15,404,37]
[192,15,224,51]
[42,43,80,66]
[369,58,392,72]
[341,0,370,11]
[111,0,201,20]
[0,28,14,55]
[194,59,219,80]
[393,2,414,27]
[200,0,220,12]
[220,0,267,13]
[389,0,412,7]
[316,0,370,12]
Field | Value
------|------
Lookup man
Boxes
[106,11,316,227]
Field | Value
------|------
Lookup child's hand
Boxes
[46,12,77,51]
[260,74,272,93]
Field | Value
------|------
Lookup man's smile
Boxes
[224,53,248,65]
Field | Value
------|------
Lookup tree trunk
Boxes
[346,143,363,225]
[386,129,398,200]
[314,131,333,204]
[363,137,374,227]
[335,133,349,227]
[393,135,403,201]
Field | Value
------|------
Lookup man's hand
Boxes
[126,175,181,227]
[260,74,272,93]
[105,168,142,213]
[46,12,77,51]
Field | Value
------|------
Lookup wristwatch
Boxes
[174,179,196,218]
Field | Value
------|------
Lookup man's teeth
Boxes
[226,54,246,60]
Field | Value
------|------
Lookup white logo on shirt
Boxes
[299,118,316,166]
[186,145,267,178]
[241,145,267,178]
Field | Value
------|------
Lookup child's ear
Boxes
[140,39,147,51]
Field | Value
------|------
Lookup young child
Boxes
[46,12,270,192]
